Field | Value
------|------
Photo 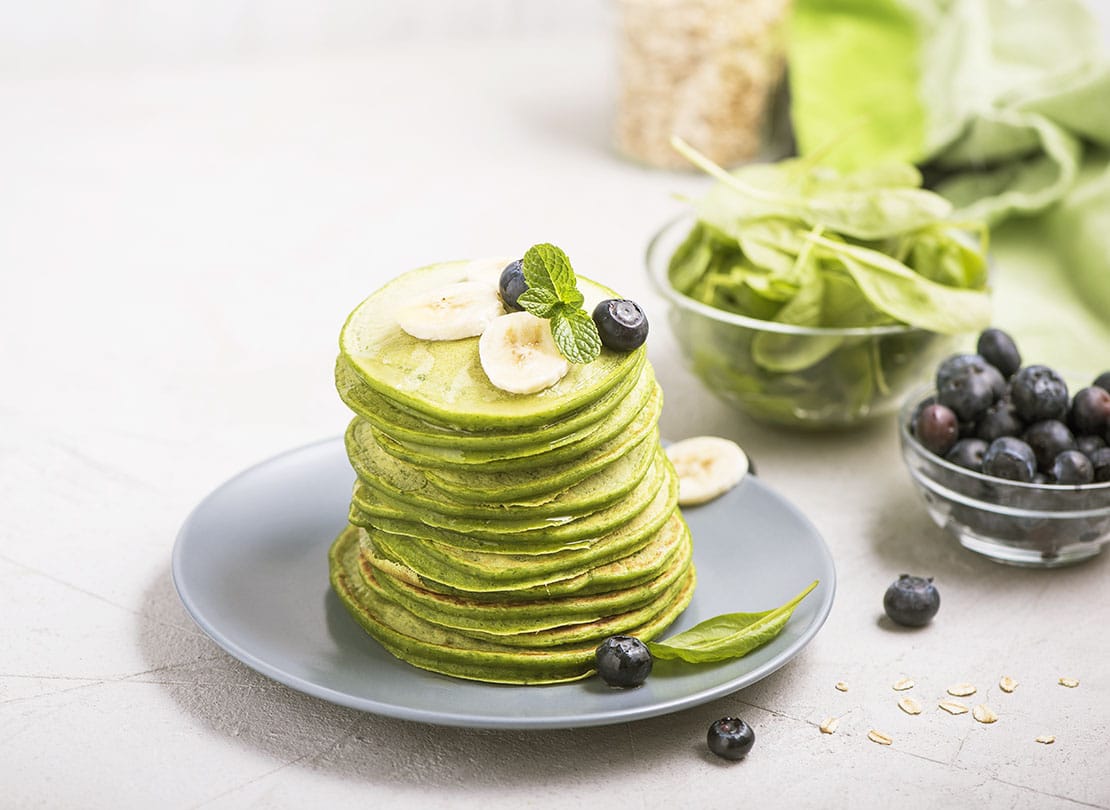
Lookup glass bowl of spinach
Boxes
[647,139,992,429]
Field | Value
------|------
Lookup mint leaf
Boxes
[523,243,580,302]
[647,580,818,663]
[517,286,561,319]
[550,307,601,364]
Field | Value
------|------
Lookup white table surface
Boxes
[2,35,1109,809]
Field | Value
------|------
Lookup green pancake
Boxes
[335,349,646,450]
[345,417,657,519]
[339,261,644,429]
[329,526,696,684]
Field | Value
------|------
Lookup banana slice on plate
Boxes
[479,311,569,394]
[666,436,750,506]
[395,281,506,341]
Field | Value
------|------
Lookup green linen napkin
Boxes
[787,0,1110,354]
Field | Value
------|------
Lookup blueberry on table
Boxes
[883,575,940,627]
[1094,371,1110,393]
[498,260,528,311]
[982,436,1037,482]
[977,328,1022,378]
[595,636,652,687]
[592,299,649,352]
[946,438,988,471]
[914,403,959,456]
[1023,420,1077,473]
[1052,450,1095,485]
[707,717,755,761]
[1069,386,1110,437]
[1011,365,1069,422]
[1091,447,1110,482]
[975,397,1024,442]
[936,354,1006,421]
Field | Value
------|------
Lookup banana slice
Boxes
[464,257,515,288]
[666,436,749,506]
[395,282,505,341]
[479,311,569,394]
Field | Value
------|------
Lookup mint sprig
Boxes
[517,243,600,364]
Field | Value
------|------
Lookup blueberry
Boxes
[707,717,755,761]
[1011,365,1069,423]
[1051,450,1095,485]
[1076,434,1106,459]
[1094,371,1110,393]
[1023,420,1076,473]
[1069,387,1110,437]
[982,436,1037,482]
[975,397,1024,442]
[595,635,652,687]
[498,260,527,311]
[946,438,988,470]
[592,299,648,352]
[936,354,1006,421]
[1091,447,1110,482]
[883,574,940,627]
[976,328,1022,378]
[914,403,959,456]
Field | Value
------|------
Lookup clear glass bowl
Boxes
[646,216,963,428]
[899,387,1110,567]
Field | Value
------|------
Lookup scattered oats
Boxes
[947,683,977,697]
[819,717,840,734]
[972,704,998,724]
[999,676,1018,693]
[898,697,923,715]
[1058,677,1079,688]
[892,678,915,691]
[1035,735,1056,745]
[867,729,892,746]
[835,681,849,692]
[938,700,970,715]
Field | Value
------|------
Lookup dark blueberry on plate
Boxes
[1076,434,1106,459]
[595,635,652,687]
[936,354,1005,421]
[498,259,528,311]
[1069,386,1110,437]
[707,717,755,761]
[1093,371,1110,393]
[1011,365,1069,423]
[982,436,1037,482]
[976,328,1022,378]
[914,403,959,456]
[1090,447,1110,482]
[1051,450,1095,485]
[592,299,649,352]
[946,438,988,471]
[1023,420,1076,473]
[883,575,940,628]
[975,397,1024,442]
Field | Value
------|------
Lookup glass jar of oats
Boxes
[613,0,790,169]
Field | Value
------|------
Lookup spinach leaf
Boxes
[648,581,818,663]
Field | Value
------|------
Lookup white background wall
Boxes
[0,1,609,74]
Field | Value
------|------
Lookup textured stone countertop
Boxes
[2,36,1108,810]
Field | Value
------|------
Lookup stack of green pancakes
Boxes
[329,261,695,684]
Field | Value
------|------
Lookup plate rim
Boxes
[172,437,837,730]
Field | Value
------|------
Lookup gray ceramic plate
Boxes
[172,437,836,729]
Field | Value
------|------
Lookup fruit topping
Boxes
[976,328,1022,378]
[478,311,569,394]
[592,299,649,352]
[498,259,527,311]
[914,403,959,456]
[936,354,1006,421]
[1011,365,1069,423]
[395,281,506,341]
[665,436,749,506]
[982,436,1037,482]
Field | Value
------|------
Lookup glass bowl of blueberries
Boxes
[900,328,1110,567]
